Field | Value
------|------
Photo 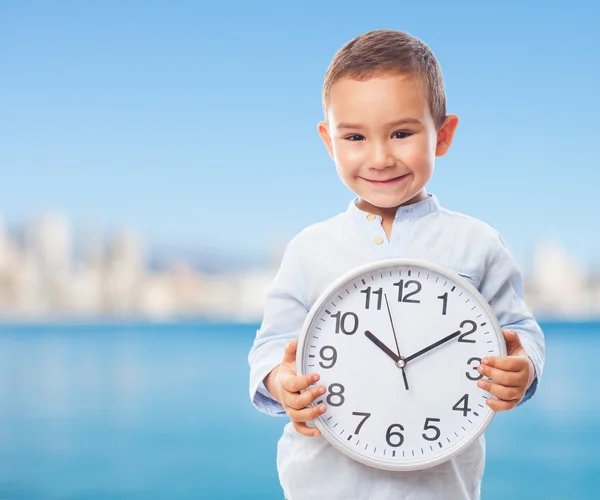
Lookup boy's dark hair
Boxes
[323,30,447,128]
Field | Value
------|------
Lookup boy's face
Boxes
[318,73,458,218]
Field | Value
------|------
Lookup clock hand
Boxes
[384,293,402,358]
[403,329,462,364]
[384,293,409,390]
[364,330,401,363]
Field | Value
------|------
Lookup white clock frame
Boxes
[296,258,507,471]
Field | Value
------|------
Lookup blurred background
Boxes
[0,0,598,498]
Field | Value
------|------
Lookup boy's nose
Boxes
[368,142,395,170]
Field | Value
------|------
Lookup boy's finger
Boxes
[285,385,327,410]
[485,397,517,412]
[477,379,521,402]
[478,365,523,386]
[282,372,320,393]
[481,355,526,372]
[502,329,525,355]
[281,338,298,366]
[293,421,321,437]
[287,403,327,423]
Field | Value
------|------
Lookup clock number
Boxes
[351,412,371,434]
[452,394,472,417]
[393,280,422,303]
[458,320,477,343]
[422,418,441,441]
[386,424,405,447]
[318,346,337,369]
[466,357,483,381]
[326,383,345,407]
[438,292,448,315]
[360,286,383,310]
[330,311,359,335]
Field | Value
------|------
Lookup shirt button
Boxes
[374,236,384,245]
[366,214,376,221]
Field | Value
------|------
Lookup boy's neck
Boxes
[356,190,429,242]
[356,189,429,221]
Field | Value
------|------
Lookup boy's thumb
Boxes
[503,329,523,354]
[282,338,298,363]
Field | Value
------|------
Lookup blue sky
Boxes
[0,1,598,273]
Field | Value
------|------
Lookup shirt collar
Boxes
[346,193,440,224]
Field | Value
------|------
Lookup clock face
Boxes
[297,259,506,471]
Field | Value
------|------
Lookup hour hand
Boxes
[364,330,400,363]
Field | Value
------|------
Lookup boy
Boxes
[248,30,545,500]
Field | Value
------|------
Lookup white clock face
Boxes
[297,259,506,471]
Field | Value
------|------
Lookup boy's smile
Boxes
[318,73,458,222]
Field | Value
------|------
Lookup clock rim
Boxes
[296,257,507,471]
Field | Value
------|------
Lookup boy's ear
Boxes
[435,114,459,157]
[318,121,335,159]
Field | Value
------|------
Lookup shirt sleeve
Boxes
[479,234,546,405]
[248,234,309,416]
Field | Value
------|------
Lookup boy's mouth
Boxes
[363,173,410,186]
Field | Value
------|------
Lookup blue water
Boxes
[0,321,598,499]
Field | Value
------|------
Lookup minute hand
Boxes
[404,330,462,364]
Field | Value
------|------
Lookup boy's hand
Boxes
[267,338,327,437]
[476,329,535,412]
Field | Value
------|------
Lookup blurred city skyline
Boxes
[0,209,598,322]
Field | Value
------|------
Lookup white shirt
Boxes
[248,194,545,500]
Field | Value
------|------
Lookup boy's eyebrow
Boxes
[336,118,422,130]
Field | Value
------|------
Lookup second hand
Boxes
[384,293,409,390]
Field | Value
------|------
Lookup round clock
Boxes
[296,258,507,471]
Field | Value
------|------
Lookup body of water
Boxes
[0,321,597,499]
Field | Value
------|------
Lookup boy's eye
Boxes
[345,134,365,141]
[393,131,412,139]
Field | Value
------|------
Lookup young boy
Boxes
[248,29,545,500]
